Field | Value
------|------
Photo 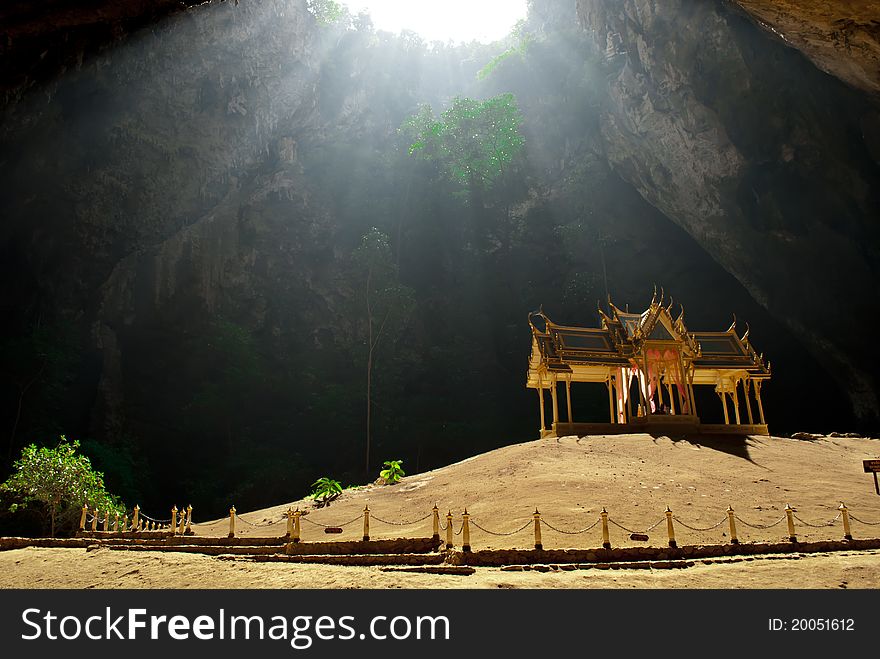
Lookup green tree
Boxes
[1,436,124,537]
[402,94,525,192]
[306,0,347,26]
[352,228,415,476]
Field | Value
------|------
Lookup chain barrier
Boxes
[300,513,363,529]
[470,519,532,536]
[849,513,880,526]
[140,513,172,524]
[608,516,665,535]
[541,517,602,535]
[370,513,433,526]
[734,514,786,530]
[237,515,281,528]
[792,512,841,529]
[454,522,463,536]
[672,516,728,532]
[438,518,449,531]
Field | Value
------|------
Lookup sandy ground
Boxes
[2,433,880,588]
[2,546,879,589]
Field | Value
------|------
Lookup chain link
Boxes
[370,513,433,526]
[792,512,841,529]
[734,514,786,529]
[849,513,880,526]
[607,516,665,534]
[470,519,532,536]
[300,513,363,528]
[672,516,728,532]
[237,515,281,528]
[541,517,602,535]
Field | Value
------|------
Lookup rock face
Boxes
[1,0,879,515]
[734,0,880,99]
[574,0,880,420]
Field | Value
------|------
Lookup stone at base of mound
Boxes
[456,538,880,566]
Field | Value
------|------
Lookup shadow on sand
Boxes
[651,432,769,469]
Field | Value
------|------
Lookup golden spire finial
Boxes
[741,322,750,344]
[666,295,674,314]
[727,313,737,333]
[651,284,657,306]
[659,286,664,306]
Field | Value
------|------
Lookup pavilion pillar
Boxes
[550,379,560,429]
[754,380,766,425]
[607,377,615,423]
[537,387,546,435]
[743,379,754,424]
[626,371,634,422]
[687,367,698,418]
[666,382,676,415]
[676,352,690,415]
[719,389,730,424]
[637,365,647,417]
[731,380,741,425]
[565,377,573,423]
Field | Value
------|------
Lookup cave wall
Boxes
[1,0,878,512]
[573,0,880,421]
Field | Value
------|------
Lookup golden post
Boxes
[785,504,797,543]
[101,511,108,532]
[601,508,611,549]
[462,509,471,552]
[114,512,119,532]
[446,511,453,550]
[178,509,186,535]
[665,506,677,548]
[123,514,129,532]
[293,509,301,543]
[132,504,140,531]
[79,505,88,532]
[432,504,440,542]
[228,505,236,538]
[286,507,294,538]
[171,506,178,535]
[363,505,370,542]
[533,508,543,551]
[727,506,739,544]
[91,510,98,532]
[839,502,852,541]
[185,504,193,535]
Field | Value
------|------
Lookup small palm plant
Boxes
[379,460,405,485]
[311,477,343,505]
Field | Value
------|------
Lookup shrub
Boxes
[311,477,343,504]
[379,460,405,485]
[1,436,124,537]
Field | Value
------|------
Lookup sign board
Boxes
[323,527,344,534]
[865,460,880,495]
[629,533,649,542]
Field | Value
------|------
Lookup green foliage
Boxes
[311,477,343,503]
[1,436,124,537]
[401,94,526,191]
[477,25,533,80]
[379,459,405,484]
[306,0,346,26]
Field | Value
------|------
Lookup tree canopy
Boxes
[1,436,124,536]
[402,94,526,191]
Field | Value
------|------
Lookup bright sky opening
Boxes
[339,0,528,43]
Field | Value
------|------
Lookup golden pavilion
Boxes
[526,289,771,437]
